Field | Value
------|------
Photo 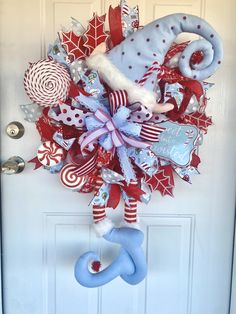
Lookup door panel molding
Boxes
[43,213,195,314]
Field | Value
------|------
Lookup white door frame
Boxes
[0,225,2,314]
[230,215,236,314]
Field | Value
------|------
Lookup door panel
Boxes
[1,0,235,314]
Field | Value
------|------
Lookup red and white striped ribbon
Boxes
[122,3,130,15]
[140,123,165,142]
[140,162,151,172]
[109,90,128,114]
[75,153,97,176]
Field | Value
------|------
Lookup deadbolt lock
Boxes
[6,121,25,139]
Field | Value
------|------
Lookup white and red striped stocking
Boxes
[93,205,107,223]
[124,180,138,224]
[93,176,107,224]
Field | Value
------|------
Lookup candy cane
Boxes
[138,61,161,86]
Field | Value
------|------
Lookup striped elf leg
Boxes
[93,205,106,223]
[93,176,107,224]
[92,175,114,236]
[124,200,138,224]
[124,180,138,224]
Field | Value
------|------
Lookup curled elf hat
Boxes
[86,13,223,111]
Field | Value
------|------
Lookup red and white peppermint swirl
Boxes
[37,141,64,166]
[60,164,86,190]
[24,59,71,107]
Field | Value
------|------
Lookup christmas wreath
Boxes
[23,0,223,287]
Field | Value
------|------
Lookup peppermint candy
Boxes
[37,141,64,166]
[60,164,86,190]
[24,59,71,107]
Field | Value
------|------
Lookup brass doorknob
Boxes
[1,156,25,174]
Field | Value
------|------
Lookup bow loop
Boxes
[113,106,131,127]
[81,92,150,182]
[86,115,104,131]
[106,120,116,132]
[82,107,149,152]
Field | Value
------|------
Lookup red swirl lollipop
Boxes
[24,59,71,107]
[60,164,86,190]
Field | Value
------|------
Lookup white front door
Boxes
[1,0,236,314]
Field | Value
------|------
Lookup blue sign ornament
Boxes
[151,121,199,167]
